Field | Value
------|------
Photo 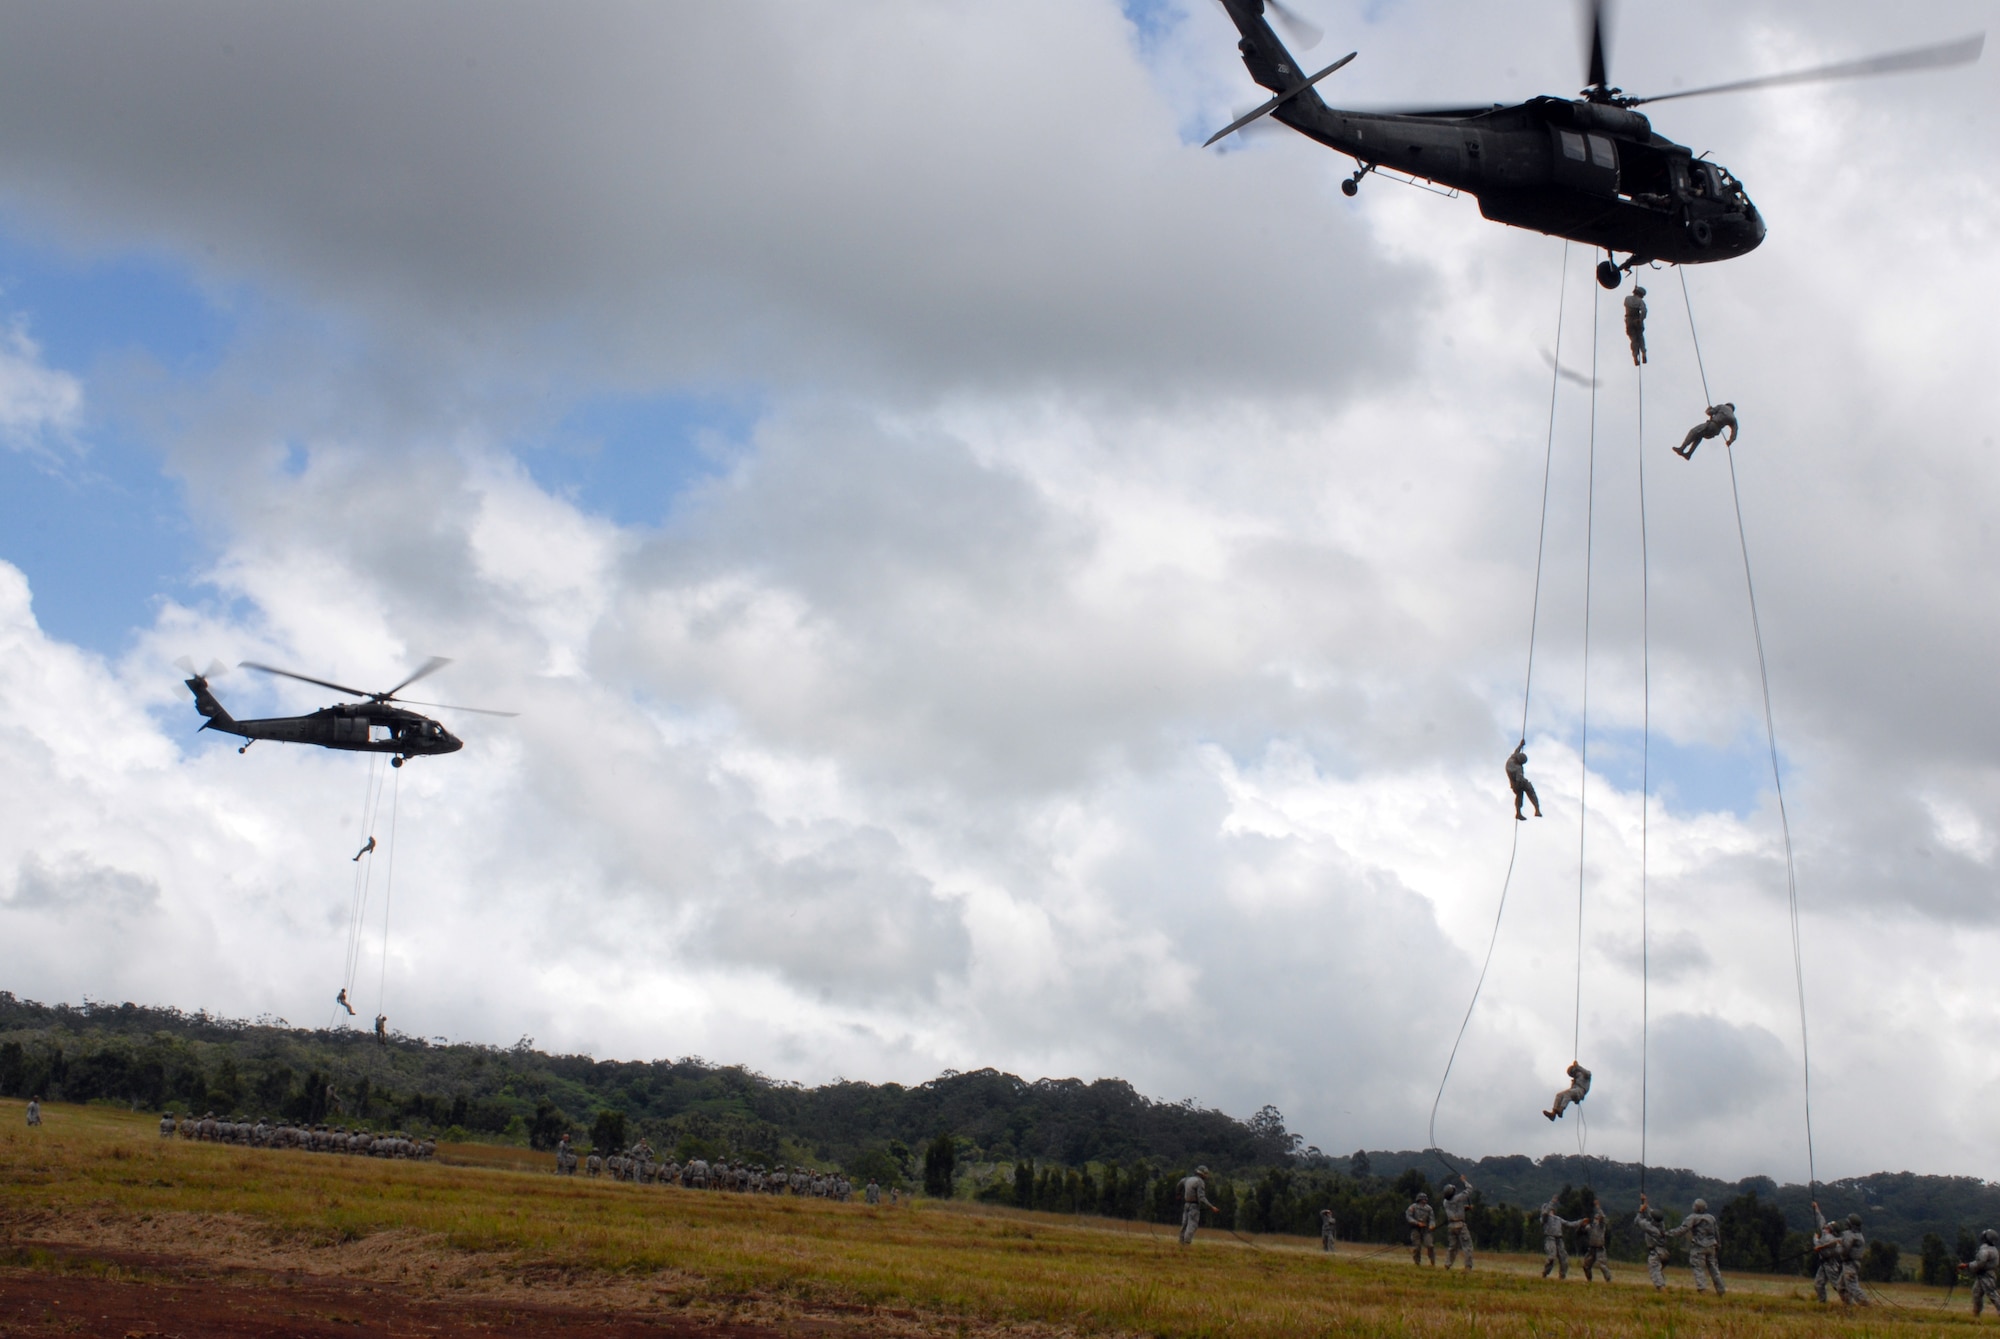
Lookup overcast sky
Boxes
[1,0,1995,1186]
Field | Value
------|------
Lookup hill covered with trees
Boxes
[3,991,1994,1278]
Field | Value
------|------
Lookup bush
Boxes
[590,1109,627,1154]
[1860,1239,1901,1283]
[923,1132,956,1198]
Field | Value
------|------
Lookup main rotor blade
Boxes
[1266,0,1322,52]
[382,655,453,699]
[240,661,373,698]
[397,698,521,718]
[1628,32,1983,105]
[1584,0,1610,91]
[1204,51,1356,146]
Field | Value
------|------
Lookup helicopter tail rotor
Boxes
[1264,0,1322,52]
[175,656,229,683]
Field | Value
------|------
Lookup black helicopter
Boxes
[1209,0,1983,288]
[179,656,514,766]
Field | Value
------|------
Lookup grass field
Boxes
[1,1099,1984,1337]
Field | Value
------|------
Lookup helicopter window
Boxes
[369,723,394,743]
[1587,135,1616,170]
[1558,130,1587,161]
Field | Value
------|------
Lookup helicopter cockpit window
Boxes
[1587,134,1616,169]
[1559,130,1587,161]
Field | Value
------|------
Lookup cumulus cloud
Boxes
[0,0,1997,1190]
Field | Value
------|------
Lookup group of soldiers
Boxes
[552,1134,859,1200]
[160,1109,436,1159]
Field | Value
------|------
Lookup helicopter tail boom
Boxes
[185,674,245,736]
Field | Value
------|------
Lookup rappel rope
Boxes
[375,764,403,1021]
[1427,241,1572,1175]
[1636,349,1652,1197]
[1680,267,1818,1194]
[337,755,389,1021]
[1575,283,1600,1079]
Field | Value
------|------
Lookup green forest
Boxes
[3,992,1994,1280]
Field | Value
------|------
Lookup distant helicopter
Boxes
[1209,0,1982,288]
[179,656,515,766]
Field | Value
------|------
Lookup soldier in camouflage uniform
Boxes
[1837,1213,1868,1306]
[1623,286,1648,365]
[1320,1208,1337,1253]
[1675,403,1738,460]
[1962,1228,2000,1317]
[1442,1178,1474,1270]
[1809,1201,1846,1303]
[1667,1198,1724,1294]
[1540,1199,1580,1279]
[1544,1062,1591,1121]
[1578,1203,1614,1282]
[1635,1196,1669,1290]
[1506,742,1543,819]
[1406,1192,1437,1265]
[1178,1167,1218,1246]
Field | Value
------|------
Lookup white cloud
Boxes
[0,0,1997,1191]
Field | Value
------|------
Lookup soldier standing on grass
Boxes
[1666,1198,1725,1294]
[1178,1166,1219,1246]
[1578,1204,1613,1282]
[1406,1192,1437,1266]
[1635,1197,1669,1290]
[1320,1208,1338,1252]
[1442,1178,1474,1270]
[1540,1198,1580,1279]
[1961,1228,2000,1316]
[25,1096,40,1127]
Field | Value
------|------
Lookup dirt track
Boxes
[0,1242,941,1339]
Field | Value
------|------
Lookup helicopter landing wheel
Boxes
[1596,259,1622,290]
[391,756,405,769]
[1341,177,1359,197]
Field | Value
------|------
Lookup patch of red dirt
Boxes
[0,1244,858,1338]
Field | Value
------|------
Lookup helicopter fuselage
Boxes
[1272,93,1765,267]
[185,675,462,762]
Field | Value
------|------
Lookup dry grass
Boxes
[0,1099,1981,1336]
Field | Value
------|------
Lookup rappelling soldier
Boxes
[1442,1178,1474,1270]
[1624,286,1648,365]
[1635,1196,1669,1289]
[1540,1198,1580,1278]
[1178,1166,1219,1246]
[1962,1228,2000,1316]
[373,1014,387,1044]
[352,836,375,862]
[1320,1207,1338,1252]
[1675,403,1738,459]
[336,988,355,1016]
[1407,1191,1437,1265]
[1579,1203,1614,1282]
[1544,1061,1591,1120]
[1667,1197,1725,1294]
[1507,740,1542,819]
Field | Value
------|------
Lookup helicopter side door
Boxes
[1550,126,1619,196]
